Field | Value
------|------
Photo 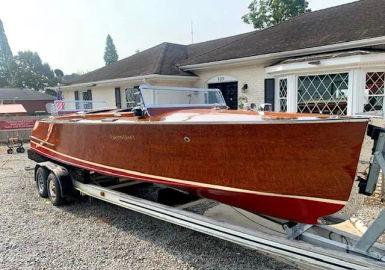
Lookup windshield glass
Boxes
[139,86,226,108]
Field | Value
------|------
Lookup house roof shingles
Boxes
[69,43,195,85]
[0,88,55,101]
[69,0,385,85]
[180,0,385,66]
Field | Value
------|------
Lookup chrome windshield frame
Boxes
[138,84,226,109]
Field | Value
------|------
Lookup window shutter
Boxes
[115,87,121,109]
[74,91,79,110]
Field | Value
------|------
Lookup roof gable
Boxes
[69,43,195,85]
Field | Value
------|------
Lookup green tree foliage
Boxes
[0,18,13,87]
[0,19,60,90]
[9,51,57,90]
[103,34,118,65]
[242,0,310,30]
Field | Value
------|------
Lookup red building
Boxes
[0,88,55,115]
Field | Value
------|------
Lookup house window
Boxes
[297,73,348,115]
[82,89,93,110]
[125,86,141,109]
[364,72,385,114]
[278,78,288,112]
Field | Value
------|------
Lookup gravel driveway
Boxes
[0,147,295,270]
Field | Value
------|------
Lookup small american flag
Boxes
[54,91,64,111]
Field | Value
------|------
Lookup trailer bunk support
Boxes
[359,125,385,197]
[353,210,385,257]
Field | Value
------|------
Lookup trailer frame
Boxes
[27,158,385,270]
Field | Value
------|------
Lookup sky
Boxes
[0,0,356,74]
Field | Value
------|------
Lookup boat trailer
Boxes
[71,180,385,270]
[28,124,385,270]
[359,124,385,200]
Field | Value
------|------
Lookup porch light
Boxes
[241,84,248,93]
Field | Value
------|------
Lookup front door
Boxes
[208,82,238,109]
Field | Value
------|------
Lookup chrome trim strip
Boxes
[30,136,55,147]
[40,118,369,125]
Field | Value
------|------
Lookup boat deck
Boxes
[46,108,368,124]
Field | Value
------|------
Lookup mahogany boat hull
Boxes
[30,114,368,224]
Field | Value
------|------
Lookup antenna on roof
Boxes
[190,20,194,44]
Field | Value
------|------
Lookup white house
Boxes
[61,0,385,116]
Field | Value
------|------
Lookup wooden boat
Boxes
[29,85,368,224]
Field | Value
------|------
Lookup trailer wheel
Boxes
[35,167,49,198]
[47,173,65,206]
[7,148,13,154]
[17,147,25,153]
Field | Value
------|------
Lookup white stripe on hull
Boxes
[30,140,346,206]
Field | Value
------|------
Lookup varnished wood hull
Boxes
[30,115,368,224]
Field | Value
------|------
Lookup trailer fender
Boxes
[35,162,73,198]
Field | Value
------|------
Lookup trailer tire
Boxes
[35,167,49,198]
[7,148,13,154]
[47,173,65,206]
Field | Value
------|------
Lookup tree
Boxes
[242,0,310,30]
[9,51,57,90]
[0,18,13,87]
[103,34,118,65]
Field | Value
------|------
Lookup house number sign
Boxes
[207,75,237,84]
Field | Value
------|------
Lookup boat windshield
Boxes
[139,85,226,108]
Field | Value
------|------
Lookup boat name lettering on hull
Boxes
[110,135,135,141]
